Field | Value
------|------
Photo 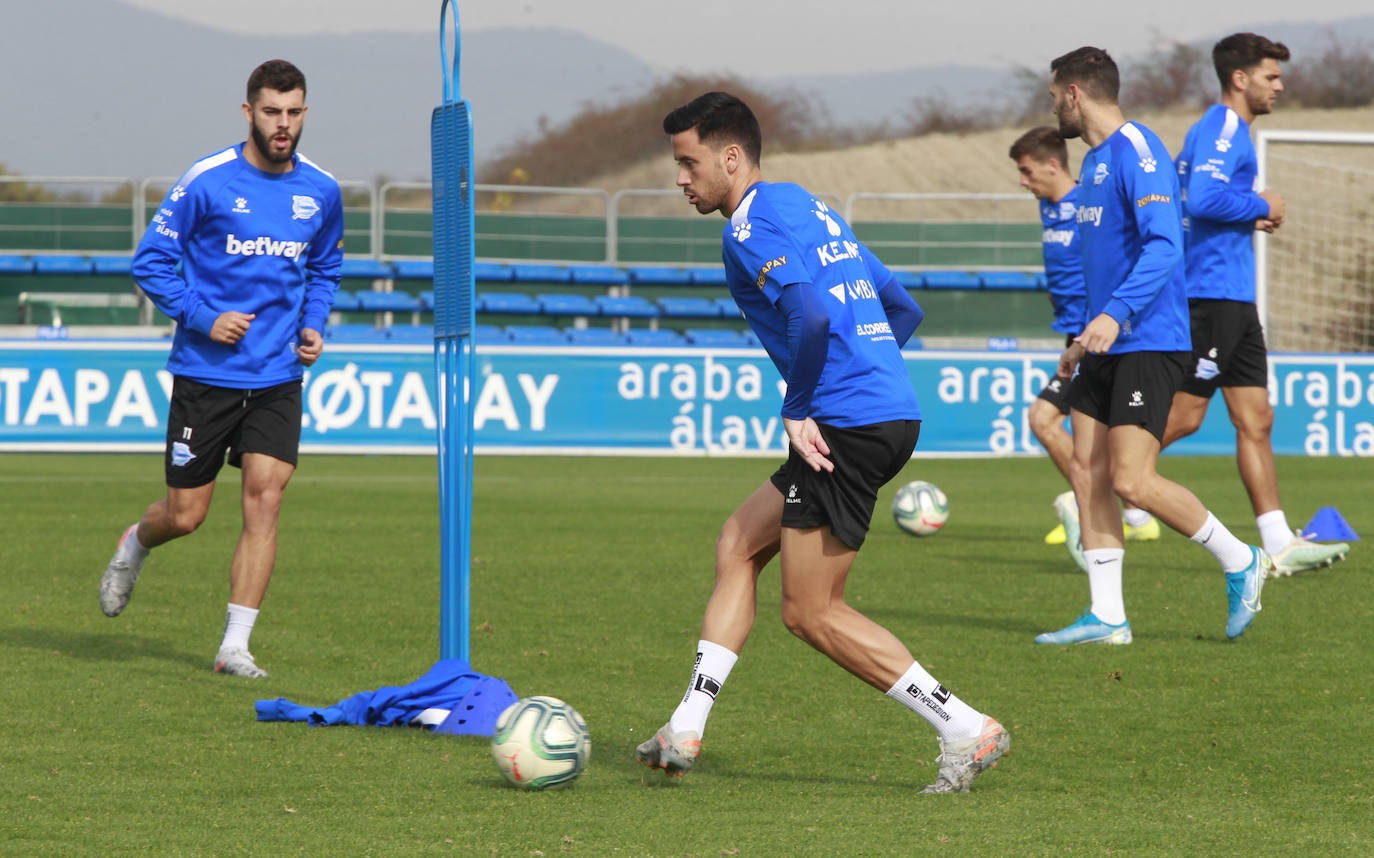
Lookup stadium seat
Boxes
[392,259,434,281]
[569,264,629,286]
[340,257,394,280]
[922,271,983,290]
[628,266,693,286]
[330,289,363,312]
[0,255,32,274]
[657,296,722,319]
[504,324,568,345]
[536,292,599,317]
[511,263,573,284]
[1035,272,1049,289]
[478,292,542,315]
[594,294,658,319]
[356,290,423,312]
[386,325,434,343]
[564,326,629,345]
[625,328,687,346]
[91,255,135,276]
[893,269,923,289]
[712,297,743,318]
[689,267,728,286]
[980,271,1040,290]
[473,324,506,343]
[33,255,93,275]
[474,261,515,282]
[325,323,388,342]
[417,289,435,310]
[685,328,749,347]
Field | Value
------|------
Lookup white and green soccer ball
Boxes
[892,480,949,537]
[490,696,591,790]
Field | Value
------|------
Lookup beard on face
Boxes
[250,123,300,164]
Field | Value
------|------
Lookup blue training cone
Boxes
[1303,506,1359,542]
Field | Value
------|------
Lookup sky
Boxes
[121,0,1374,75]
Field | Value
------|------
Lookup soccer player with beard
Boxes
[1034,47,1272,646]
[99,60,343,678]
[1168,33,1349,577]
[635,92,1009,794]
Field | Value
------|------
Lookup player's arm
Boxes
[777,281,834,472]
[131,184,221,337]
[1101,161,1184,330]
[299,184,345,340]
[861,245,923,345]
[1184,120,1272,226]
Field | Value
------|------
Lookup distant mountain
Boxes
[2,1,1372,183]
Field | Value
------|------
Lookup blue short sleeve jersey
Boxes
[1075,122,1190,354]
[720,182,920,426]
[1040,186,1087,335]
[1176,104,1271,303]
[133,143,344,388]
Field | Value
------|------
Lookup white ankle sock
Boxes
[1256,510,1293,555]
[885,661,985,742]
[1122,508,1153,528]
[668,640,738,737]
[220,603,259,652]
[1191,512,1256,573]
[1084,548,1126,625]
[123,525,149,560]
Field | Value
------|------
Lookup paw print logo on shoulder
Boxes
[813,200,842,237]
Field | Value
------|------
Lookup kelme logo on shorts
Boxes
[224,233,310,258]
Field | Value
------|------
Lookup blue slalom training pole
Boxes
[431,0,476,662]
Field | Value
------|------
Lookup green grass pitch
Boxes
[2,452,1370,855]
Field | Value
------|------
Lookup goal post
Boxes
[1255,129,1374,353]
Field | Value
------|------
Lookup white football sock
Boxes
[220,603,259,653]
[1084,548,1126,625]
[123,525,150,560]
[668,639,738,738]
[1122,507,1153,528]
[885,660,985,742]
[1256,510,1294,555]
[1191,512,1256,573]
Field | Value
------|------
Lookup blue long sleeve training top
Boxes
[1176,104,1271,303]
[1075,122,1191,354]
[1040,186,1087,335]
[720,182,922,426]
[133,143,344,388]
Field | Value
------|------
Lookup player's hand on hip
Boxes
[296,327,323,366]
[1074,314,1120,355]
[783,417,834,473]
[210,311,256,345]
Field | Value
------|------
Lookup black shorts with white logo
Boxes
[1037,335,1077,415]
[1178,299,1269,398]
[769,419,921,551]
[164,376,303,488]
[1068,351,1188,443]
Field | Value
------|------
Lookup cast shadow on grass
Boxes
[0,624,204,672]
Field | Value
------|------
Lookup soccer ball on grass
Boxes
[892,480,949,536]
[490,696,591,790]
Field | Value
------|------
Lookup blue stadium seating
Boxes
[569,264,629,286]
[922,271,983,290]
[565,326,629,346]
[504,324,568,344]
[594,294,658,319]
[474,324,507,343]
[474,261,515,282]
[511,264,572,284]
[0,255,33,274]
[685,328,749,347]
[478,292,542,315]
[712,297,742,318]
[392,259,434,281]
[625,328,687,347]
[628,266,693,286]
[340,257,394,280]
[894,269,923,289]
[325,323,389,342]
[536,293,599,317]
[417,290,435,310]
[356,290,423,313]
[657,296,721,319]
[385,325,434,343]
[690,267,729,286]
[980,271,1040,290]
[330,290,363,312]
[33,255,93,275]
[91,255,135,276]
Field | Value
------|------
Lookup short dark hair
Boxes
[1050,46,1120,103]
[1009,126,1069,167]
[247,59,306,103]
[1213,33,1291,90]
[662,92,762,165]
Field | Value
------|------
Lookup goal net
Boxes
[1256,130,1374,353]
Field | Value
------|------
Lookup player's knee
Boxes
[166,507,207,537]
[779,600,822,644]
[1232,405,1275,438]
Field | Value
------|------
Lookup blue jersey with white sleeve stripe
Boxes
[133,143,344,388]
[1176,104,1271,303]
[1074,122,1190,354]
[720,182,921,426]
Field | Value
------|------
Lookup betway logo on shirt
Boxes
[1042,228,1074,247]
[1076,206,1104,227]
[224,233,310,258]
